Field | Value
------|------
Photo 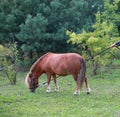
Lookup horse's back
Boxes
[47,53,83,66]
[42,53,84,75]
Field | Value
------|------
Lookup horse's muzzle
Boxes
[30,88,35,93]
[29,84,39,93]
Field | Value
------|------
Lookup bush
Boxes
[0,43,19,85]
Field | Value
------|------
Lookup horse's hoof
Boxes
[54,91,59,93]
[46,91,50,94]
[74,92,80,96]
[86,88,91,95]
[46,90,51,94]
[87,92,90,95]
[54,89,59,92]
[74,94,78,96]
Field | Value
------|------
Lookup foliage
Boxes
[0,0,120,71]
[0,43,19,85]
[0,63,120,117]
[16,13,48,54]
[67,0,120,75]
[0,0,100,57]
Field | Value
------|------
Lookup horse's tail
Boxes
[78,58,86,89]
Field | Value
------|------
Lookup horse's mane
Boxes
[30,52,53,72]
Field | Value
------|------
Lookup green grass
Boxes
[0,64,120,117]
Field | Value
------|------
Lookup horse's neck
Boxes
[30,53,51,77]
[31,63,43,77]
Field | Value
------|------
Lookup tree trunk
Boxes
[91,60,98,75]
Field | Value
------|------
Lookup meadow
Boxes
[0,60,120,117]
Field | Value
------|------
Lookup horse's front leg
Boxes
[53,75,59,92]
[46,74,51,93]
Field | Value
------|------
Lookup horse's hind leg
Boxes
[53,75,59,92]
[46,74,51,93]
[85,77,91,94]
[73,75,80,95]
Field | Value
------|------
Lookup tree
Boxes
[67,0,120,75]
[16,13,48,56]
[0,0,99,57]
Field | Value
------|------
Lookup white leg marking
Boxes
[55,86,59,92]
[46,84,51,93]
[86,87,91,94]
[74,90,80,95]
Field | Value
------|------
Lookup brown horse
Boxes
[25,52,91,95]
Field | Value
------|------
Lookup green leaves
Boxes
[0,0,119,62]
[0,0,98,54]
[67,0,120,75]
[0,43,19,85]
[16,13,48,52]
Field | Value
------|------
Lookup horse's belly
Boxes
[51,63,80,76]
[54,69,70,76]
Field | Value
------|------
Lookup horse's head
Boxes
[25,72,39,93]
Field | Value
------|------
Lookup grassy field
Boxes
[0,61,120,117]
